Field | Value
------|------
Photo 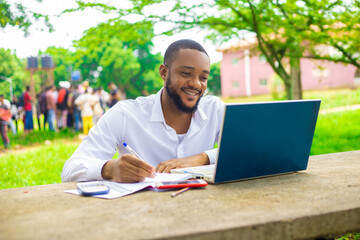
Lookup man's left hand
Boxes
[155,152,210,173]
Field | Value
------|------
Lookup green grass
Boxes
[0,143,78,189]
[9,128,80,148]
[311,110,360,155]
[336,232,360,240]
[222,87,360,110]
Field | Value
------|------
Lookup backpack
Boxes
[56,88,69,110]
[18,92,25,107]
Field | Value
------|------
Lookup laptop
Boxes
[171,99,321,184]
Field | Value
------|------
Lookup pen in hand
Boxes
[122,142,157,176]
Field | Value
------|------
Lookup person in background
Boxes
[75,88,97,135]
[66,84,75,129]
[96,87,109,112]
[107,82,120,108]
[69,84,82,132]
[0,95,16,135]
[0,96,11,149]
[23,85,33,133]
[10,95,19,133]
[92,89,103,125]
[46,85,57,132]
[38,87,48,130]
[35,93,42,130]
[56,86,69,130]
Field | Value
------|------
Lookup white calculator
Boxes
[77,181,110,196]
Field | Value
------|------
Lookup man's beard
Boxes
[165,74,203,114]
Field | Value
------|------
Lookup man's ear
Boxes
[159,64,168,81]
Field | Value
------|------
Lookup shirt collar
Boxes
[150,88,165,122]
[150,88,208,125]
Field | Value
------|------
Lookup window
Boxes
[259,54,267,63]
[232,81,239,89]
[312,67,329,78]
[355,69,360,78]
[259,79,267,86]
[232,58,239,66]
[355,69,360,84]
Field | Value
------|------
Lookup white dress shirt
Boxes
[61,89,225,182]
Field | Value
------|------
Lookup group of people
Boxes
[0,81,122,149]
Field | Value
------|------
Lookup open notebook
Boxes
[64,173,192,199]
[172,99,321,184]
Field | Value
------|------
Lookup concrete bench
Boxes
[0,151,359,239]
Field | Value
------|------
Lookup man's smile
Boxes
[182,88,201,99]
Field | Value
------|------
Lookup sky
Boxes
[0,0,223,63]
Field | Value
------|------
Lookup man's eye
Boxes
[200,77,208,82]
[181,72,191,76]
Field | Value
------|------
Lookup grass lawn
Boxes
[222,87,360,110]
[0,142,78,189]
[311,110,360,155]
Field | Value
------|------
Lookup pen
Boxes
[123,142,157,176]
[171,187,190,197]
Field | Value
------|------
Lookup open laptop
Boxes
[171,99,321,184]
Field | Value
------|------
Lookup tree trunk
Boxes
[284,79,292,100]
[290,56,303,100]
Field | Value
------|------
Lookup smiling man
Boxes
[61,39,225,183]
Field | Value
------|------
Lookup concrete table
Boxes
[0,151,359,240]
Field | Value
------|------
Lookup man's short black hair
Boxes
[164,39,209,67]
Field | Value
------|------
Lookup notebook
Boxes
[171,99,321,184]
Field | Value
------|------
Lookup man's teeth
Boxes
[184,91,198,96]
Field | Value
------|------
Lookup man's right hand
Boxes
[101,153,156,183]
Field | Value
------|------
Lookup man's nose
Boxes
[188,76,202,89]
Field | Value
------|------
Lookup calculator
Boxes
[77,181,110,196]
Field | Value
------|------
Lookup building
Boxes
[218,38,360,97]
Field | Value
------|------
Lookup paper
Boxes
[64,173,192,199]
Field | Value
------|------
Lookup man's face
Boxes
[163,49,210,114]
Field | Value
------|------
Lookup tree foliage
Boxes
[207,62,221,96]
[72,19,163,98]
[0,0,53,35]
[96,0,359,99]
[0,48,27,98]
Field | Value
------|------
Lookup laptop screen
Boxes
[214,100,321,183]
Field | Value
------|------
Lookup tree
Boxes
[0,0,53,35]
[72,0,359,99]
[0,48,28,98]
[73,19,163,98]
[207,62,221,96]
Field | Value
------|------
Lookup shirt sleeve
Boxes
[204,148,218,165]
[61,107,125,182]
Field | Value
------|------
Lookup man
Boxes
[74,88,97,135]
[0,95,11,149]
[0,95,16,134]
[107,82,121,108]
[23,86,33,133]
[46,85,57,131]
[62,39,224,183]
[38,87,48,130]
